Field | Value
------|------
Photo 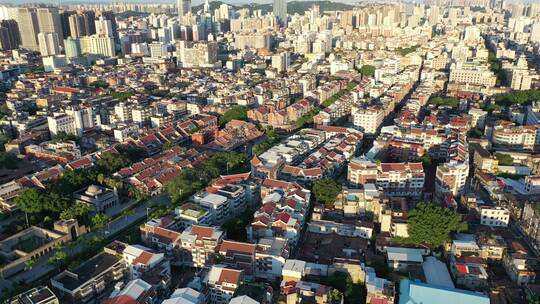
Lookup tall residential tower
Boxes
[273,0,287,26]
[177,0,192,21]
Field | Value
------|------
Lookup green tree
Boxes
[396,45,420,56]
[359,65,375,77]
[494,90,540,106]
[295,107,321,129]
[321,272,365,304]
[161,141,176,152]
[166,151,247,203]
[0,151,19,169]
[111,91,134,102]
[96,152,131,174]
[328,289,343,304]
[51,131,79,143]
[89,80,109,89]
[116,145,147,163]
[44,191,70,213]
[419,154,432,167]
[15,188,44,214]
[429,96,459,108]
[24,258,35,270]
[48,250,68,268]
[495,153,514,166]
[91,213,110,230]
[0,103,12,120]
[312,178,342,207]
[407,202,467,248]
[219,105,248,127]
[467,127,483,138]
[222,208,253,242]
[252,128,281,155]
[60,202,91,221]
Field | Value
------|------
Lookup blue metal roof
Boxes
[399,279,490,304]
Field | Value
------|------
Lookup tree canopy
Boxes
[111,91,134,102]
[89,80,109,89]
[252,127,281,156]
[396,45,420,56]
[16,188,70,215]
[222,208,253,242]
[166,151,247,204]
[51,131,79,143]
[406,202,467,248]
[495,153,514,166]
[91,213,111,230]
[494,90,540,106]
[219,105,248,127]
[429,96,459,108]
[467,127,483,139]
[320,272,365,304]
[0,151,19,169]
[359,65,375,77]
[312,178,341,208]
[295,107,321,129]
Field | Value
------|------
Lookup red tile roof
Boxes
[219,240,256,255]
[133,251,154,265]
[191,225,216,239]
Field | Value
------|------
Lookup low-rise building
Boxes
[365,267,395,304]
[8,286,59,304]
[162,288,204,304]
[503,242,537,286]
[399,279,490,304]
[255,237,289,280]
[218,240,256,277]
[479,206,510,227]
[103,279,156,304]
[348,158,424,197]
[385,247,425,272]
[203,265,244,304]
[73,184,119,213]
[450,256,488,290]
[179,225,224,268]
[51,247,126,303]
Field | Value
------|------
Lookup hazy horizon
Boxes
[0,0,366,5]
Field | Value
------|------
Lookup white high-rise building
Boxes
[463,26,481,42]
[177,0,192,20]
[351,106,384,135]
[47,106,95,137]
[95,17,113,37]
[435,161,469,197]
[38,32,60,56]
[36,7,63,46]
[15,8,40,51]
[273,0,287,26]
[531,22,540,43]
[272,51,290,73]
[79,35,115,57]
[66,106,95,133]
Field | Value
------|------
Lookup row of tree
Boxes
[166,151,247,204]
[252,127,281,156]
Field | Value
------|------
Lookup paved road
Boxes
[0,194,171,292]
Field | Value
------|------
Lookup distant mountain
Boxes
[192,0,354,15]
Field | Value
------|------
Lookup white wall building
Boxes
[480,206,510,227]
